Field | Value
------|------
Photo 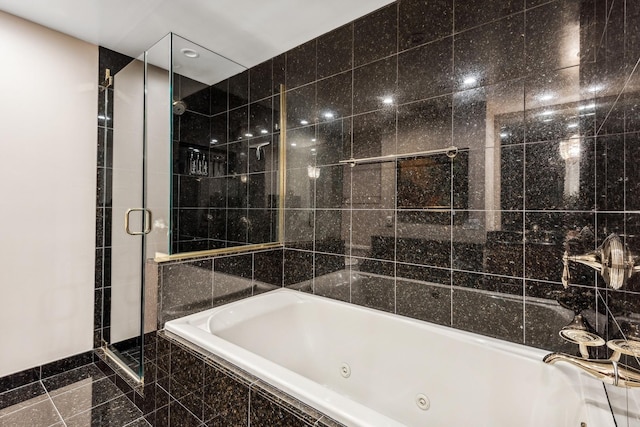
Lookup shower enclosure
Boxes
[104,33,283,381]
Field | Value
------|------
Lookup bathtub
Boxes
[165,288,615,427]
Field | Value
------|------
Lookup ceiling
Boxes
[0,0,394,72]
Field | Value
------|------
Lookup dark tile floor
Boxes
[0,364,148,427]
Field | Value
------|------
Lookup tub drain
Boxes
[416,394,430,410]
[340,363,351,378]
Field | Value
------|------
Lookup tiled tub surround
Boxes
[165,289,617,426]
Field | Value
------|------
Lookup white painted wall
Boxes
[0,11,97,377]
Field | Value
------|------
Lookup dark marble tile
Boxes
[524,280,578,353]
[249,98,274,140]
[451,241,485,272]
[317,24,353,79]
[315,165,346,208]
[316,71,352,121]
[41,353,94,380]
[354,4,397,67]
[180,81,210,116]
[273,54,286,94]
[396,277,452,326]
[453,270,523,295]
[314,210,344,243]
[455,0,523,31]
[524,67,596,143]
[351,272,395,312]
[454,13,525,88]
[51,377,124,420]
[229,70,249,110]
[0,382,47,414]
[398,0,453,50]
[396,235,451,268]
[398,37,453,103]
[249,391,314,427]
[215,253,252,279]
[396,262,450,285]
[500,144,525,210]
[452,285,525,343]
[247,209,278,245]
[0,368,40,394]
[229,106,250,146]
[396,95,453,154]
[0,398,62,427]
[286,85,316,130]
[210,113,228,147]
[351,110,395,160]
[524,211,595,283]
[65,394,142,427]
[525,0,596,74]
[350,210,394,260]
[286,40,316,90]
[595,133,624,211]
[482,222,525,278]
[524,138,595,211]
[626,132,640,211]
[99,47,134,83]
[254,250,283,286]
[124,418,151,427]
[283,249,314,286]
[178,112,210,147]
[250,59,273,102]
[160,260,213,324]
[211,81,228,115]
[42,365,108,398]
[353,56,397,114]
[203,365,248,426]
[314,119,351,167]
[351,163,394,209]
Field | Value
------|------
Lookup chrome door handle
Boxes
[125,208,152,235]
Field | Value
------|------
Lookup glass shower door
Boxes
[109,54,147,378]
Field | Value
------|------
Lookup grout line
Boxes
[42,381,68,427]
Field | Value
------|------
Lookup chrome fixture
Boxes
[561,233,640,290]
[249,141,271,160]
[545,232,640,388]
[543,352,640,388]
[339,145,458,167]
[173,99,187,115]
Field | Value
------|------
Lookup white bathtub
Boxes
[165,288,615,427]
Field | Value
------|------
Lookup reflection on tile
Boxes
[286,85,316,130]
[352,110,395,160]
[351,273,395,313]
[525,0,595,73]
[454,14,525,88]
[42,365,107,397]
[398,37,453,103]
[317,71,352,120]
[353,57,397,114]
[0,398,61,427]
[51,377,124,420]
[0,382,47,415]
[396,278,451,326]
[397,95,453,153]
[283,249,314,286]
[452,286,524,343]
[65,395,142,427]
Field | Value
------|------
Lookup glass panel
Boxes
[108,53,145,377]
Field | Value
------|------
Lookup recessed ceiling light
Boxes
[311,148,317,152]
[300,120,309,125]
[311,138,317,142]
[291,143,297,147]
[323,112,335,119]
[382,97,394,105]
[210,139,218,144]
[245,133,253,137]
[181,48,199,58]
[260,129,269,134]
[499,132,509,138]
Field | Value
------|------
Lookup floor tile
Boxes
[0,398,61,427]
[0,382,48,415]
[42,365,106,397]
[64,395,142,427]
[51,376,124,420]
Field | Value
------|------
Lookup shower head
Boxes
[173,100,187,115]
